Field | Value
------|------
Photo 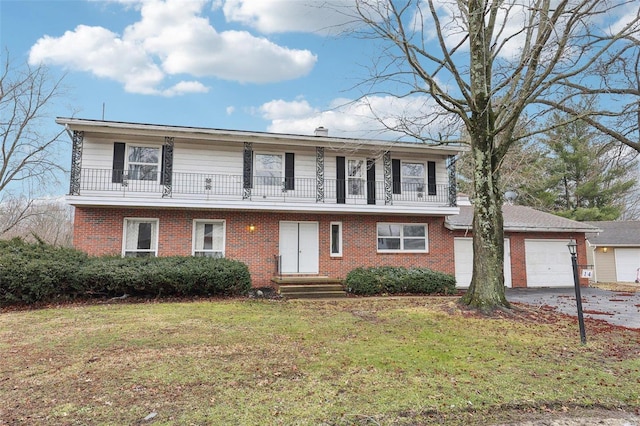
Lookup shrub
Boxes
[345,266,456,296]
[0,239,251,307]
[0,238,88,305]
[77,256,251,298]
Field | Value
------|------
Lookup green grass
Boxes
[1,297,638,425]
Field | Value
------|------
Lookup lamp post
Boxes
[567,239,587,344]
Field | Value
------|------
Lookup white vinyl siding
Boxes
[82,136,449,187]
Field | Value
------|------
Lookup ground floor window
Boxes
[377,223,428,252]
[330,222,342,257]
[193,220,225,257]
[123,218,158,257]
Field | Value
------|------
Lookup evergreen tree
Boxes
[537,114,636,220]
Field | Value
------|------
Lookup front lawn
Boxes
[1,297,638,425]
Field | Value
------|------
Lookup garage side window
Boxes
[193,220,225,258]
[123,218,158,257]
[377,223,428,252]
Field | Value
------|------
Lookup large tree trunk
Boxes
[460,135,510,311]
[458,0,510,311]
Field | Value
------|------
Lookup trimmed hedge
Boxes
[345,266,456,296]
[0,239,251,306]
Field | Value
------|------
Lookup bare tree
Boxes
[0,198,73,246]
[1,51,67,234]
[349,1,640,310]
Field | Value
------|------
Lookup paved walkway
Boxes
[506,287,640,329]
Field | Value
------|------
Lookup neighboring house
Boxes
[57,118,462,288]
[585,221,640,283]
[445,204,599,288]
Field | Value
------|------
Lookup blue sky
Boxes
[2,0,638,197]
[2,0,397,196]
[1,0,387,136]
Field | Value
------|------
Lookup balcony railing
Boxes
[75,168,454,206]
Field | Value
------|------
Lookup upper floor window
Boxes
[255,153,283,186]
[402,162,425,192]
[347,159,365,196]
[377,223,428,252]
[128,146,161,181]
[123,218,158,257]
[193,220,225,258]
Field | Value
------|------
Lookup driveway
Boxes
[506,286,640,329]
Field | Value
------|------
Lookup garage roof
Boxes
[445,205,601,233]
[585,221,640,246]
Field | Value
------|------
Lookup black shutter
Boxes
[366,158,376,205]
[243,146,253,189]
[336,156,346,204]
[392,159,401,194]
[427,161,436,195]
[112,142,125,184]
[160,145,170,186]
[284,152,295,190]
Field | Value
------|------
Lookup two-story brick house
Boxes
[59,118,464,288]
[59,117,597,289]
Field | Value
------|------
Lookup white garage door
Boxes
[614,248,640,282]
[525,240,573,287]
[454,237,512,288]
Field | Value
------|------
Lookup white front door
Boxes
[279,221,319,274]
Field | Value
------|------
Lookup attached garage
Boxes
[524,239,574,287]
[446,204,598,288]
[454,237,512,288]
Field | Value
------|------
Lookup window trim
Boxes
[347,157,366,196]
[254,152,284,186]
[192,219,226,258]
[126,143,162,183]
[376,222,429,253]
[122,218,159,257]
[330,221,343,257]
[401,161,426,192]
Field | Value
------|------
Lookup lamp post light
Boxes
[567,239,587,344]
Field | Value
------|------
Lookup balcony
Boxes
[69,168,457,212]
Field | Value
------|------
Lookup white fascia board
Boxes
[56,117,466,156]
[65,195,459,217]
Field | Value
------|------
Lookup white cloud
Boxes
[221,0,354,35]
[260,95,451,140]
[259,98,316,120]
[226,106,235,115]
[160,81,210,97]
[607,3,640,35]
[28,0,317,95]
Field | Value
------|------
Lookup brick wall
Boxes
[74,206,589,288]
[73,207,455,288]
